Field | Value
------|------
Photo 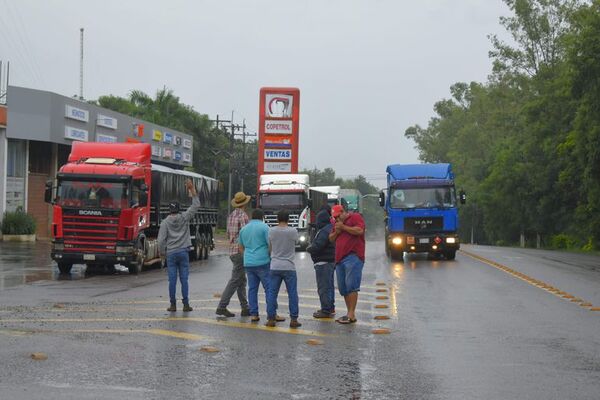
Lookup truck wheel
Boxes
[390,248,403,261]
[444,250,456,260]
[57,262,73,274]
[192,228,202,261]
[129,241,145,275]
[201,233,209,260]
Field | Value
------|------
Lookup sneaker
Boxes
[216,308,235,317]
[183,304,193,312]
[290,319,302,328]
[240,308,251,317]
[265,319,276,327]
[275,315,286,322]
[250,315,260,322]
[167,303,176,312]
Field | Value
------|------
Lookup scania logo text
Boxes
[79,210,102,216]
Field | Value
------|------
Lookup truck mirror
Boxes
[378,191,385,207]
[307,199,313,207]
[44,180,53,204]
[459,190,466,204]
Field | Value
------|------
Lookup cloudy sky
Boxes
[0,0,510,187]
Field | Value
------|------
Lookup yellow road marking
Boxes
[13,306,384,327]
[146,329,208,341]
[460,249,596,311]
[0,316,332,337]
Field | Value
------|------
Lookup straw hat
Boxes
[231,191,251,208]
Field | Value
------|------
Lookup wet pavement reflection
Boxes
[0,241,138,290]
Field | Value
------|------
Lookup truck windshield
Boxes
[56,180,128,209]
[390,187,456,209]
[260,193,305,209]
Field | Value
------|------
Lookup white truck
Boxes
[257,174,311,249]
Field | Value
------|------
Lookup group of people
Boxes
[158,179,366,327]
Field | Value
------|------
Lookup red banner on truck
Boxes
[258,87,300,176]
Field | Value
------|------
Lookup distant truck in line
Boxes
[256,174,312,249]
[45,142,218,275]
[379,163,465,261]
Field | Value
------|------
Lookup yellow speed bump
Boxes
[376,282,386,286]
[199,346,219,353]
[213,293,222,298]
[590,308,600,312]
[31,352,48,361]
[372,328,391,334]
[376,296,389,300]
[53,303,65,309]
[374,315,390,320]
[580,303,593,307]
[306,339,324,346]
[376,289,388,293]
[375,304,388,309]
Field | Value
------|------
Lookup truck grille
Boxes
[62,214,119,253]
[264,213,300,228]
[404,217,443,233]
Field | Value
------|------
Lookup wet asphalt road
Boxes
[1,241,600,399]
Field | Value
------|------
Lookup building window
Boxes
[6,139,27,212]
[29,140,51,174]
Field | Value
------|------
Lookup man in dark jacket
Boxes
[306,208,336,318]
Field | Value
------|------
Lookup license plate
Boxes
[83,254,96,261]
[419,238,430,244]
[407,236,415,244]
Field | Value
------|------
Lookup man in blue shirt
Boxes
[239,209,271,322]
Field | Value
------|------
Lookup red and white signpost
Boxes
[257,87,300,176]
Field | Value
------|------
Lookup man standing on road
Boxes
[158,179,200,313]
[328,204,365,324]
[266,210,301,328]
[215,192,251,318]
[307,208,336,318]
[239,209,271,322]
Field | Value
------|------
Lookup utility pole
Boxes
[210,112,256,215]
[79,28,84,100]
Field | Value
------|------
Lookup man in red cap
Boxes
[328,204,365,324]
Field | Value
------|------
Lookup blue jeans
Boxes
[167,249,190,305]
[267,270,299,319]
[245,264,270,316]
[336,253,364,296]
[314,262,335,313]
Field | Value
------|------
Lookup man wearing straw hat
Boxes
[215,192,252,317]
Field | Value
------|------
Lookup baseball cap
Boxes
[169,201,180,213]
[331,205,344,218]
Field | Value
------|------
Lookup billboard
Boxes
[258,87,300,177]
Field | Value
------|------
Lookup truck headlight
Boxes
[391,237,402,245]
[299,236,306,242]
[446,237,456,244]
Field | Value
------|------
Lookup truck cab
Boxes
[257,174,311,249]
[380,163,465,261]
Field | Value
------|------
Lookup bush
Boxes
[550,234,577,250]
[1,208,37,235]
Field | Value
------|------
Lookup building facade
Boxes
[0,86,194,239]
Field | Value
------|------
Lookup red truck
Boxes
[45,142,218,275]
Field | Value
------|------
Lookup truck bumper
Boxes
[51,241,136,265]
[387,233,460,254]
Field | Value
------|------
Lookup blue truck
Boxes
[379,163,465,261]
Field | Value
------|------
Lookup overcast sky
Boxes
[0,0,510,188]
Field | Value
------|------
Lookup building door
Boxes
[28,141,52,239]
